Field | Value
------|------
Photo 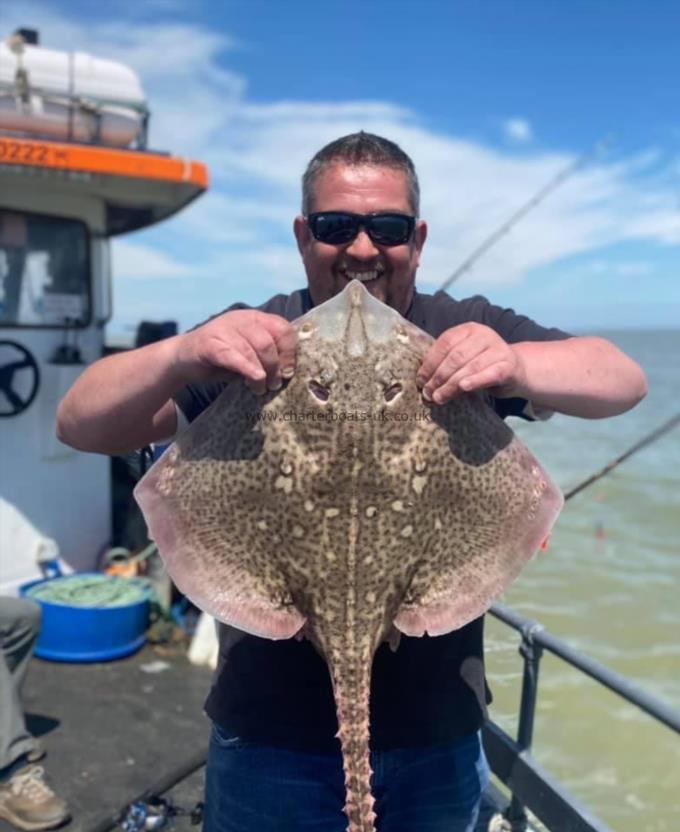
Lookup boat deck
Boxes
[5,642,212,832]
[7,640,512,832]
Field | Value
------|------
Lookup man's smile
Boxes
[338,266,385,284]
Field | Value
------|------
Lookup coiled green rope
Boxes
[26,574,150,608]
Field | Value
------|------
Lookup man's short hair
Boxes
[301,131,420,216]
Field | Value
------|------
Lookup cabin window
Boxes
[0,209,90,328]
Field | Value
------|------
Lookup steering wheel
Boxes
[0,340,40,417]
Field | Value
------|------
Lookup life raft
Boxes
[0,34,147,147]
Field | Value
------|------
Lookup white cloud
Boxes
[503,117,533,143]
[241,101,414,123]
[584,260,653,277]
[5,2,680,327]
[111,240,198,280]
[625,211,680,244]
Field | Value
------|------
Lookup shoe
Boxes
[0,765,70,831]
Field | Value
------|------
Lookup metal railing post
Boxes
[505,620,544,830]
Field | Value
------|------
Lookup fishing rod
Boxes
[438,136,612,294]
[432,132,676,506]
[563,411,680,502]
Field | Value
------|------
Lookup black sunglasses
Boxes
[306,211,416,247]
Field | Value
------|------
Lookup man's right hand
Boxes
[56,309,298,455]
[173,310,298,394]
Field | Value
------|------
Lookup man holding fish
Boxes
[58,133,646,832]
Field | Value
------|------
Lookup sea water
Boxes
[486,329,680,831]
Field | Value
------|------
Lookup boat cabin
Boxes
[0,28,207,593]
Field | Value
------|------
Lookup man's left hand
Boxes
[416,322,527,404]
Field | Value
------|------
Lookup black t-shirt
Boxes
[175,286,571,751]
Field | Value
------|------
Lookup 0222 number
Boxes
[0,140,49,164]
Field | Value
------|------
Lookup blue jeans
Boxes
[203,723,489,832]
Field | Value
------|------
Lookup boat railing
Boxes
[483,601,680,832]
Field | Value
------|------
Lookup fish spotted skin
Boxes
[135,280,563,832]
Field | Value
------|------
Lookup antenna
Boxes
[438,136,612,294]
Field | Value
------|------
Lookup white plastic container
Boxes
[0,38,147,146]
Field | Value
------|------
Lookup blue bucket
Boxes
[20,573,151,663]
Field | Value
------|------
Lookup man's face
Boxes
[293,163,427,315]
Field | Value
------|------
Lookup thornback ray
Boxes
[134,279,563,832]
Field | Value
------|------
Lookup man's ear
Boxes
[293,215,310,255]
[413,219,427,265]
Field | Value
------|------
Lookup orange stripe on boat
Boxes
[0,135,208,189]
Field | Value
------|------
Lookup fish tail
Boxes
[331,659,377,832]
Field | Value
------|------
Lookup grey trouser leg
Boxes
[0,597,42,771]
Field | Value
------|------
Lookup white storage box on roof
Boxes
[0,34,148,146]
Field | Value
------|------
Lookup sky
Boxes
[4,0,680,336]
